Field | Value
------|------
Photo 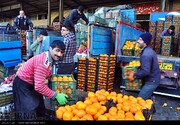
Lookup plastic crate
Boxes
[0,63,8,83]
[123,79,142,91]
[121,66,138,79]
[50,74,77,110]
[0,91,13,107]
[51,74,76,100]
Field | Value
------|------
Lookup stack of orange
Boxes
[55,89,153,120]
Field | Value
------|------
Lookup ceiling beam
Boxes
[17,0,47,13]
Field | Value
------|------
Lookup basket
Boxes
[0,91,13,107]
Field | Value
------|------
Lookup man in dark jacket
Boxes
[128,32,161,100]
[63,6,89,33]
[13,10,33,31]
[160,25,175,38]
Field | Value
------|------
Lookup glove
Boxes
[56,93,68,105]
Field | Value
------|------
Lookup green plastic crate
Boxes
[0,91,13,107]
[50,74,77,110]
[121,66,138,79]
[0,63,8,83]
[123,79,142,91]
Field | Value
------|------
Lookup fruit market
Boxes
[0,0,180,121]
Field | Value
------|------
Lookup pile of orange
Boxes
[56,89,153,120]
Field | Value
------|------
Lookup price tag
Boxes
[159,62,173,70]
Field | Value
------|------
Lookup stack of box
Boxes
[172,15,180,56]
[97,54,116,92]
[86,58,98,92]
[18,30,26,55]
[161,36,172,56]
[77,58,87,91]
[149,21,156,49]
[154,21,164,54]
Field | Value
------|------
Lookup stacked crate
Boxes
[97,54,116,92]
[172,15,180,57]
[86,58,98,92]
[77,58,87,91]
[161,36,172,56]
[149,21,156,49]
[18,30,26,55]
[77,57,98,92]
[154,21,164,54]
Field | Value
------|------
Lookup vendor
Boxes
[63,6,89,33]
[160,25,175,38]
[57,24,76,74]
[13,40,68,120]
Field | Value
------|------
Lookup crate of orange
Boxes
[121,40,136,56]
[51,74,77,109]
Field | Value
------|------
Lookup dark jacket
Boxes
[14,15,33,30]
[134,46,161,83]
[63,9,89,30]
[160,29,175,38]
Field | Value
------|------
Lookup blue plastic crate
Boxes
[42,36,64,51]
[90,25,113,55]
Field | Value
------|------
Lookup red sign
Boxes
[133,2,160,15]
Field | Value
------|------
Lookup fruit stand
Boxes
[115,11,180,98]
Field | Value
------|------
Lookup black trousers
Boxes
[57,62,75,74]
[13,76,46,120]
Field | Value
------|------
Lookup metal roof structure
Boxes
[0,0,159,18]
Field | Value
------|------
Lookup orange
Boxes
[72,109,79,115]
[58,107,67,113]
[108,115,116,120]
[85,105,98,115]
[117,97,124,104]
[76,109,86,118]
[97,115,108,120]
[82,114,94,121]
[110,91,117,96]
[64,105,72,112]
[62,111,73,120]
[52,76,58,81]
[71,115,80,120]
[56,110,63,119]
[97,94,107,102]
[84,99,92,106]
[92,102,101,111]
[77,102,86,110]
[94,111,102,120]
[122,105,130,112]
[88,92,95,97]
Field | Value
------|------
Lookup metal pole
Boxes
[48,0,51,26]
[59,0,64,24]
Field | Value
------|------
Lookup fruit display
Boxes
[55,89,153,120]
[87,58,98,92]
[97,54,116,91]
[128,60,140,67]
[134,42,141,57]
[51,75,76,100]
[77,58,87,91]
[122,40,136,56]
[122,66,137,79]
